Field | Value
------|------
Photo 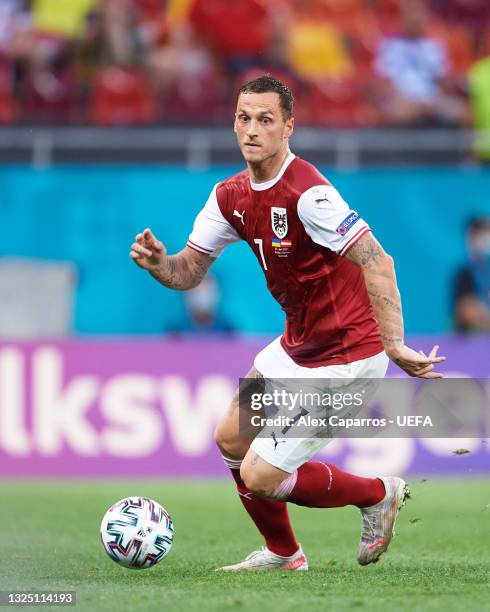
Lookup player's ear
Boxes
[284,116,294,140]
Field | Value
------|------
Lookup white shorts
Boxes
[250,336,389,473]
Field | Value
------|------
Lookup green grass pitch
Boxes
[0,478,488,611]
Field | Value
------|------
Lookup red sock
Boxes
[230,468,299,557]
[287,462,385,508]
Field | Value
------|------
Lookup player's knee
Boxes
[214,424,246,459]
[239,466,263,495]
[213,423,230,453]
[240,464,276,497]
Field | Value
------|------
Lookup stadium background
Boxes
[0,2,489,608]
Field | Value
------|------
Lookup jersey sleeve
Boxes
[187,184,241,258]
[297,184,371,256]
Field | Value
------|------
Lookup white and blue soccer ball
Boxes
[100,496,174,569]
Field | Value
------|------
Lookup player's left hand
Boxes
[387,344,446,378]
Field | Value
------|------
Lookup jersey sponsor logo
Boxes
[271,207,288,239]
[336,212,360,236]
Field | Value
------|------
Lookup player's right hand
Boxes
[129,228,167,271]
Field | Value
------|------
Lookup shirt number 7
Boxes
[253,238,268,271]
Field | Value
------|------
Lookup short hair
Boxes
[238,75,294,119]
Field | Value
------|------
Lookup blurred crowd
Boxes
[0,0,489,128]
[453,216,490,332]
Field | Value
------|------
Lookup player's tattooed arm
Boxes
[150,247,214,291]
[345,232,404,355]
[130,228,215,290]
[345,232,446,378]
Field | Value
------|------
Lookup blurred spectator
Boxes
[75,1,146,94]
[373,3,467,126]
[6,0,98,123]
[0,1,31,122]
[469,54,490,162]
[172,274,234,334]
[147,23,223,122]
[31,0,96,39]
[0,0,485,126]
[286,0,353,80]
[0,0,31,56]
[188,0,276,75]
[98,0,155,67]
[453,217,490,332]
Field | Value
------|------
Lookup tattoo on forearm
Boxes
[380,334,404,345]
[381,296,402,313]
[192,256,209,280]
[366,273,404,350]
[346,234,405,352]
[150,251,212,290]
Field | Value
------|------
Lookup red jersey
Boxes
[188,153,383,366]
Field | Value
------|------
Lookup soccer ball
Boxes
[100,496,174,569]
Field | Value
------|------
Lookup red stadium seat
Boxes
[20,69,78,124]
[322,0,364,29]
[0,61,17,124]
[305,77,375,128]
[305,75,378,128]
[370,0,402,32]
[159,71,225,123]
[89,67,156,126]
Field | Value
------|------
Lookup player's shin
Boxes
[271,461,386,508]
[222,455,299,557]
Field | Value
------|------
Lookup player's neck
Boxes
[247,148,291,185]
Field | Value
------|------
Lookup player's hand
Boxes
[387,344,446,378]
[129,228,167,271]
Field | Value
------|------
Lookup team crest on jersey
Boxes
[271,207,288,239]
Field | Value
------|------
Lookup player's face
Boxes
[234,92,294,164]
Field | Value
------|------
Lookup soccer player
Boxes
[130,76,445,571]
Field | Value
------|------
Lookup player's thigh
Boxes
[245,351,389,474]
[250,434,327,476]
[214,366,263,458]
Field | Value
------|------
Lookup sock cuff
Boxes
[271,470,298,500]
[221,455,243,470]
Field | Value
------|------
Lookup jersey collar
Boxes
[250,152,296,191]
